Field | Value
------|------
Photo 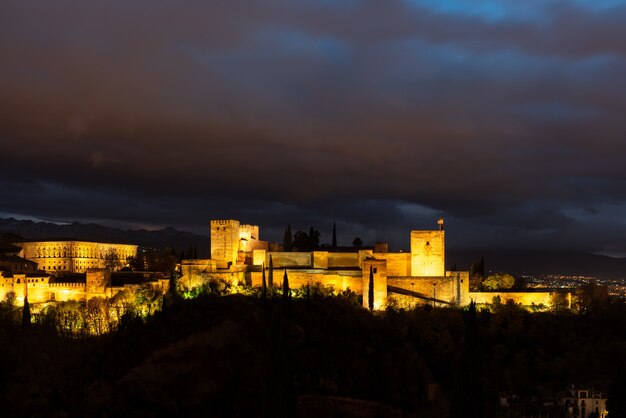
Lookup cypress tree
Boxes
[368,266,374,311]
[308,227,315,251]
[269,255,274,288]
[332,221,337,248]
[193,247,198,259]
[22,296,31,329]
[261,264,267,299]
[169,270,178,297]
[479,256,485,278]
[451,301,484,417]
[283,225,293,252]
[282,270,290,300]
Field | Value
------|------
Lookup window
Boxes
[425,241,430,246]
[373,268,377,273]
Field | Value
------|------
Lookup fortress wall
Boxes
[382,253,411,277]
[238,224,259,241]
[312,252,329,269]
[180,259,218,289]
[328,253,359,268]
[388,275,462,305]
[449,271,470,306]
[266,252,311,268]
[249,269,363,293]
[247,240,268,252]
[0,278,87,306]
[253,249,266,266]
[238,225,262,252]
[469,291,554,307]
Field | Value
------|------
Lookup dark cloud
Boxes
[2,0,626,253]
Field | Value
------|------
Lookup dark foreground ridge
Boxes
[2,292,626,417]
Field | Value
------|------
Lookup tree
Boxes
[282,270,290,300]
[451,301,484,417]
[104,250,121,270]
[482,272,515,290]
[608,367,626,418]
[352,237,362,247]
[332,221,337,248]
[292,231,310,251]
[269,255,274,288]
[308,227,320,249]
[261,264,267,300]
[163,270,180,309]
[469,257,485,290]
[22,296,31,329]
[134,283,164,317]
[55,300,86,338]
[283,225,293,252]
[84,297,112,335]
[368,266,374,311]
[127,253,146,271]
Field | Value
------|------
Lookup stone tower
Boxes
[86,268,111,298]
[410,218,445,277]
[210,220,241,265]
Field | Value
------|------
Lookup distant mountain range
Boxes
[2,217,625,278]
[0,218,210,258]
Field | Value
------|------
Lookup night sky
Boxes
[2,1,626,253]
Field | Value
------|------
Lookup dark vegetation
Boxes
[1,288,626,417]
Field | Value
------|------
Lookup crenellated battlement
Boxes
[48,282,85,288]
[211,219,239,226]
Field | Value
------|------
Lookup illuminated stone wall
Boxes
[0,270,168,307]
[388,271,469,306]
[249,269,363,293]
[327,252,359,268]
[16,241,137,273]
[180,259,218,289]
[468,291,566,308]
[0,272,86,305]
[410,230,445,276]
[383,253,411,277]
[238,224,259,252]
[265,252,312,268]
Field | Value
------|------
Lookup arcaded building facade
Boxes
[13,240,138,273]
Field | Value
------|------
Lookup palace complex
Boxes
[0,221,573,310]
[0,240,166,307]
[180,219,572,310]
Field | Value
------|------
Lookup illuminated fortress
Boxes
[181,218,471,309]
